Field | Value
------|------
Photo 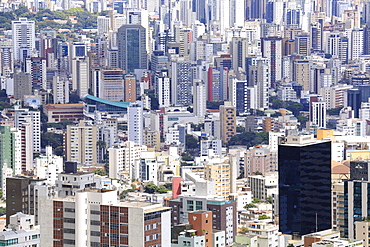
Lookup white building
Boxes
[1,213,40,247]
[14,108,41,153]
[247,173,278,200]
[97,15,110,35]
[128,102,144,145]
[311,101,326,129]
[193,80,206,119]
[12,18,35,62]
[140,151,158,184]
[108,141,147,181]
[35,146,63,185]
[157,71,171,108]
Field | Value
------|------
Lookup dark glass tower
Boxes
[278,136,332,236]
[117,25,147,73]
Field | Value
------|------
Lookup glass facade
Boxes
[278,141,332,235]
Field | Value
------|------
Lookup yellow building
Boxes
[205,162,230,198]
[317,129,335,140]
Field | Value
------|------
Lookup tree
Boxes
[0,207,5,215]
[185,134,198,150]
[252,198,264,203]
[144,183,158,194]
[181,152,193,161]
[41,132,63,149]
[327,107,343,116]
[54,146,64,156]
[297,116,308,130]
[265,196,273,204]
[92,168,106,176]
[227,132,269,147]
[239,226,248,234]
[258,214,271,220]
[244,203,257,209]
[157,186,170,194]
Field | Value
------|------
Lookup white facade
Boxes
[157,71,171,108]
[311,101,326,129]
[35,146,63,185]
[193,80,206,119]
[108,141,147,181]
[128,102,144,146]
[14,108,41,153]
[12,18,35,62]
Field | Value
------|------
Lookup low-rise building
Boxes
[42,103,84,123]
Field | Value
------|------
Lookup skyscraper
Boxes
[117,25,147,73]
[261,37,283,88]
[128,102,143,145]
[278,135,332,236]
[12,18,35,62]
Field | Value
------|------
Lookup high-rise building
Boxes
[124,74,136,102]
[220,102,236,144]
[65,120,98,166]
[127,102,143,145]
[171,59,192,106]
[51,189,171,246]
[14,108,40,154]
[278,135,332,236]
[261,37,283,88]
[230,37,247,71]
[71,57,89,97]
[249,58,269,110]
[117,25,147,73]
[12,18,35,62]
[156,70,171,108]
[25,57,47,91]
[91,68,125,101]
[310,100,326,129]
[13,71,32,101]
[0,126,17,192]
[193,80,206,119]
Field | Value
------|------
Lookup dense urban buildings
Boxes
[1,0,370,246]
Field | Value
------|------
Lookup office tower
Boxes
[310,101,326,129]
[71,43,86,58]
[117,25,147,73]
[220,101,236,144]
[52,76,69,104]
[230,37,247,71]
[171,59,192,106]
[293,59,311,91]
[249,58,270,110]
[124,74,136,102]
[25,57,47,91]
[128,102,143,146]
[311,23,323,51]
[65,120,98,166]
[13,71,32,100]
[347,85,370,118]
[93,68,125,102]
[51,189,171,246]
[364,26,370,55]
[151,51,168,72]
[295,33,310,56]
[261,37,283,88]
[193,80,206,119]
[207,67,227,101]
[156,70,171,108]
[14,108,40,154]
[278,135,332,236]
[71,57,89,97]
[246,0,267,20]
[285,8,301,28]
[12,18,35,62]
